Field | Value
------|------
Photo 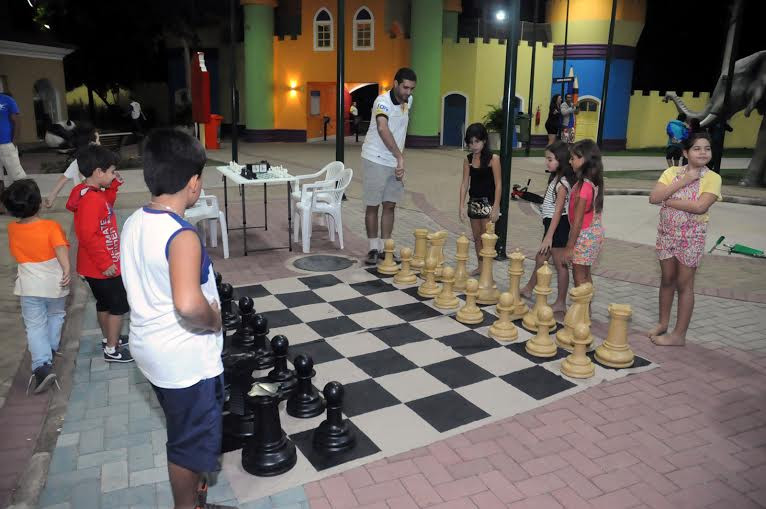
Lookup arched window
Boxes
[314,8,333,51]
[578,98,599,112]
[353,7,374,51]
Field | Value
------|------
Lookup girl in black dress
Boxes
[545,94,562,146]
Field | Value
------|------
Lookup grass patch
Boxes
[605,168,748,185]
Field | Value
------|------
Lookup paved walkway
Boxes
[2,141,765,508]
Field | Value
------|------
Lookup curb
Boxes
[606,188,766,206]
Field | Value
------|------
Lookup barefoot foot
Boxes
[651,332,686,346]
[469,267,481,277]
[520,287,533,299]
[647,323,668,339]
[551,302,566,314]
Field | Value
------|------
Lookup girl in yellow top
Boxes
[648,132,722,346]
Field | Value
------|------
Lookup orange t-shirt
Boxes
[7,219,70,298]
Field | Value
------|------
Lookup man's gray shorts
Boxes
[362,158,404,206]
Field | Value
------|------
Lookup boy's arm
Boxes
[103,178,123,206]
[45,175,70,208]
[54,245,71,286]
[168,230,221,332]
[77,197,117,273]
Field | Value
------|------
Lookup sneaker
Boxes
[29,363,58,394]
[102,334,129,347]
[365,249,379,265]
[104,345,134,363]
[377,250,400,263]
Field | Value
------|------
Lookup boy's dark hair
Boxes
[394,68,417,84]
[142,128,206,196]
[677,113,687,122]
[77,145,119,178]
[1,179,42,218]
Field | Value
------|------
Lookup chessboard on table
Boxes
[222,267,656,502]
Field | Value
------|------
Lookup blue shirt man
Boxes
[1,93,28,199]
[665,115,689,167]
[0,93,20,144]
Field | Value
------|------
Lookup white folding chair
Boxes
[294,168,353,253]
[184,190,230,259]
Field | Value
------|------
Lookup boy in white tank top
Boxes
[120,129,229,508]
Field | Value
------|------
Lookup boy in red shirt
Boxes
[66,145,132,363]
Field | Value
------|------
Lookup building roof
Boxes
[0,34,75,60]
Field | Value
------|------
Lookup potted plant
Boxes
[483,104,503,150]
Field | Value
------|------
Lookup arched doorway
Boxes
[575,97,600,142]
[350,83,378,137]
[33,79,61,139]
[442,92,468,147]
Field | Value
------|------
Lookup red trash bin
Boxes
[204,114,223,149]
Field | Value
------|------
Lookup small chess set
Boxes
[227,160,290,180]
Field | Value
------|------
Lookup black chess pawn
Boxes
[268,335,296,394]
[241,388,297,476]
[313,381,356,454]
[286,355,325,418]
[235,296,256,347]
[220,283,241,332]
[251,314,275,370]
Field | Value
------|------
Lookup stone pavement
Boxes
[3,141,765,507]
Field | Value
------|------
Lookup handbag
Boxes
[467,197,492,219]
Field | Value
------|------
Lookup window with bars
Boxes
[353,7,374,50]
[314,9,333,51]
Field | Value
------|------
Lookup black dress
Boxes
[544,106,560,135]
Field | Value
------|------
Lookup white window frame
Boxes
[313,8,334,52]
[352,6,374,51]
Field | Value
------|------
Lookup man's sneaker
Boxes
[378,250,401,263]
[102,334,129,347]
[365,249,379,265]
[29,363,58,394]
[104,345,134,363]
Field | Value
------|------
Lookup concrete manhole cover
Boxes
[293,255,355,272]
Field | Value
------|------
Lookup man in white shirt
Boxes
[129,98,144,133]
[360,68,417,265]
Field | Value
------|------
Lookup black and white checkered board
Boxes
[222,267,655,501]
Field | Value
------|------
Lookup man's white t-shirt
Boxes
[361,90,412,168]
[129,101,142,120]
[120,207,223,389]
[63,159,82,184]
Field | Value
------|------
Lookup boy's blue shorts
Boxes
[151,374,224,473]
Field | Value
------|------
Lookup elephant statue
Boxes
[664,50,766,187]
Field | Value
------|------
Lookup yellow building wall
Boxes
[626,91,762,149]
[547,0,646,46]
[273,0,410,130]
[0,54,68,143]
[441,39,553,137]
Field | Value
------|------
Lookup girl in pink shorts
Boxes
[647,132,721,346]
[565,140,605,287]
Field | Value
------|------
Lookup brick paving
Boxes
[3,143,765,507]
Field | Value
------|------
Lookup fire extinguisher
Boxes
[535,105,541,127]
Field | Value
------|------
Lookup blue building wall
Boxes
[551,57,635,141]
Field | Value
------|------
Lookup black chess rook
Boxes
[241,391,297,476]
[313,381,356,454]
[287,354,325,418]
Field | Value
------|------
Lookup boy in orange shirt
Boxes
[2,179,70,393]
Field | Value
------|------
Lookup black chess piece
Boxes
[241,390,297,476]
[313,381,356,454]
[220,283,241,332]
[251,314,275,370]
[235,297,255,347]
[268,335,296,394]
[286,355,325,418]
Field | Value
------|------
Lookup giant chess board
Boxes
[221,267,657,501]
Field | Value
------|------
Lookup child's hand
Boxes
[114,171,124,184]
[210,300,222,332]
[459,208,466,223]
[102,264,117,277]
[60,271,70,287]
[564,246,574,264]
[44,195,55,208]
[490,207,500,223]
[539,238,552,255]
